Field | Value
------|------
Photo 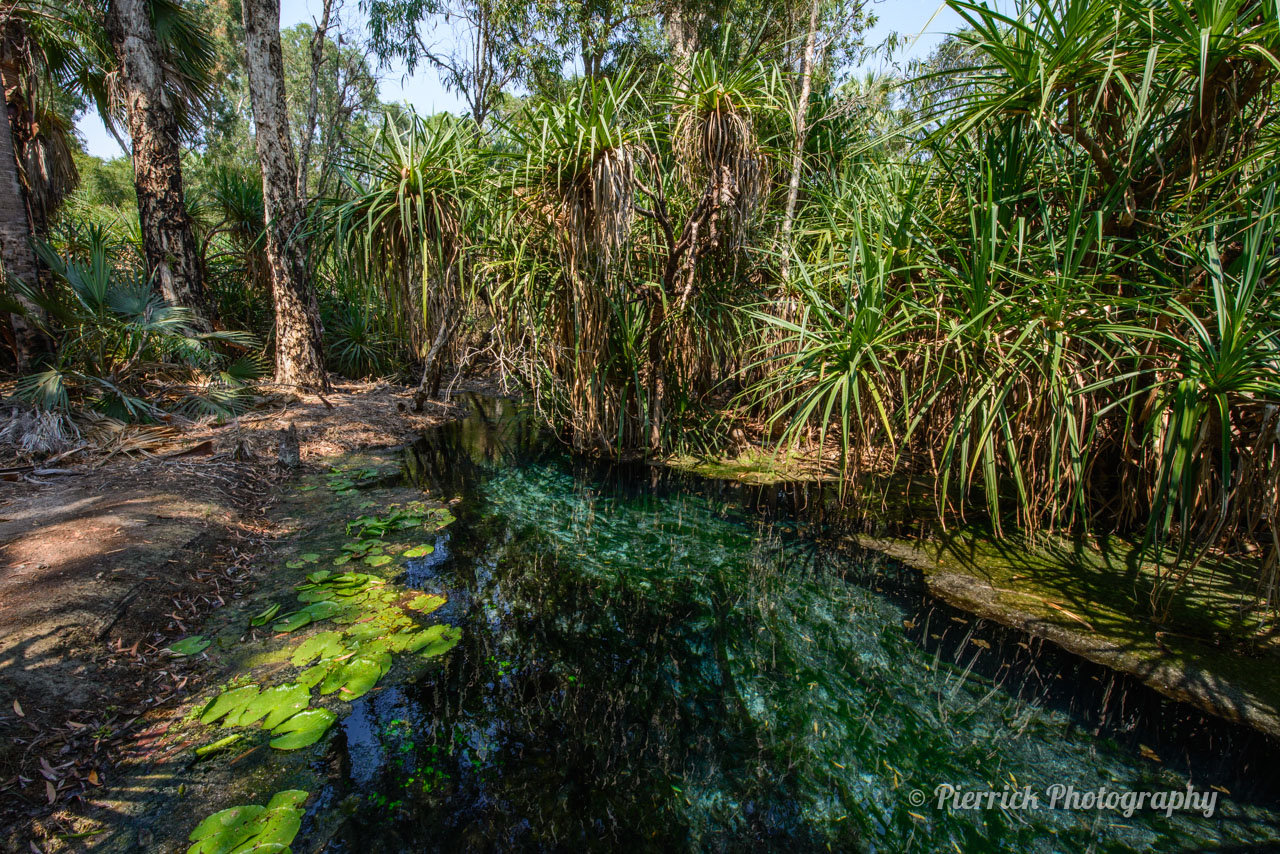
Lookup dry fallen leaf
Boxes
[88,769,101,786]
[13,699,23,717]
[45,779,56,804]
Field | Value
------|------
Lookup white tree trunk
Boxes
[779,0,821,281]
[242,0,328,389]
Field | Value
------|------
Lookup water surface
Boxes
[329,396,1280,852]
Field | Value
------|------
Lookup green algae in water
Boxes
[364,407,1280,852]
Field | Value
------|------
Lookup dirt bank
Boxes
[0,380,461,852]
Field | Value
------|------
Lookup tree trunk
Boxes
[779,0,820,282]
[0,86,46,367]
[243,0,328,389]
[296,0,334,201]
[105,0,213,332]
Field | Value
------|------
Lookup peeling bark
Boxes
[242,0,328,389]
[105,0,213,332]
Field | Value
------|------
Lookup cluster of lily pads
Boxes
[192,502,460,759]
[186,789,308,854]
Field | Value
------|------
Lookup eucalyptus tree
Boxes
[242,0,328,388]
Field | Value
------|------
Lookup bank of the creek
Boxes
[29,394,1280,852]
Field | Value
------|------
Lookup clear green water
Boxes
[330,396,1280,852]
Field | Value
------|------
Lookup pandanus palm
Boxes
[329,114,481,398]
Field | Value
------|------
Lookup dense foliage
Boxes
[4,0,1280,610]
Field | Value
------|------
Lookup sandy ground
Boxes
[0,380,464,849]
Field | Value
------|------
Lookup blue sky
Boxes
[74,0,966,159]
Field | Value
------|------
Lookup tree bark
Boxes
[779,0,820,282]
[243,0,328,389]
[0,83,46,367]
[105,0,213,332]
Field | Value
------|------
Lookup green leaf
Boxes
[364,554,392,567]
[272,611,312,633]
[406,593,446,613]
[194,733,244,759]
[231,683,310,729]
[290,631,347,667]
[200,685,260,726]
[170,636,211,656]
[249,604,281,627]
[302,600,343,621]
[268,708,336,750]
[403,544,434,558]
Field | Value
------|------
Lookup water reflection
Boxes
[324,396,1280,853]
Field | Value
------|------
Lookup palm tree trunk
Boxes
[242,0,328,389]
[0,88,46,367]
[105,0,213,332]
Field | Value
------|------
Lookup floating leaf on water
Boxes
[170,636,211,656]
[298,660,336,689]
[249,603,281,627]
[272,611,312,633]
[268,708,336,750]
[407,593,446,613]
[194,733,244,759]
[285,559,307,569]
[306,570,333,584]
[186,790,308,854]
[265,790,308,810]
[296,587,335,603]
[403,544,434,559]
[364,554,392,567]
[302,600,343,621]
[200,685,260,726]
[415,624,462,658]
[299,553,320,563]
[298,484,318,492]
[187,805,264,852]
[290,631,346,667]
[232,683,310,729]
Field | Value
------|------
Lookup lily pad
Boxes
[296,587,335,603]
[298,660,336,689]
[170,636,211,656]
[302,600,343,621]
[306,570,333,584]
[320,653,391,700]
[290,631,346,667]
[403,544,435,558]
[231,683,310,729]
[249,603,281,627]
[407,593,446,613]
[200,685,260,726]
[364,554,392,567]
[413,624,462,658]
[332,555,352,566]
[268,708,336,750]
[187,805,264,854]
[271,611,312,633]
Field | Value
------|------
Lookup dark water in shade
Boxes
[325,395,1280,853]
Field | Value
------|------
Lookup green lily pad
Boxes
[298,660,336,689]
[306,570,333,584]
[290,631,347,667]
[194,733,244,759]
[268,708,336,750]
[187,805,264,853]
[320,653,391,700]
[170,636,211,656]
[299,553,320,563]
[407,593,446,613]
[414,624,462,658]
[265,790,308,810]
[200,685,260,726]
[271,611,312,633]
[296,587,335,603]
[249,603,281,627]
[364,554,392,567]
[231,683,310,729]
[332,555,352,566]
[285,559,307,569]
[403,544,435,558]
[302,600,343,621]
